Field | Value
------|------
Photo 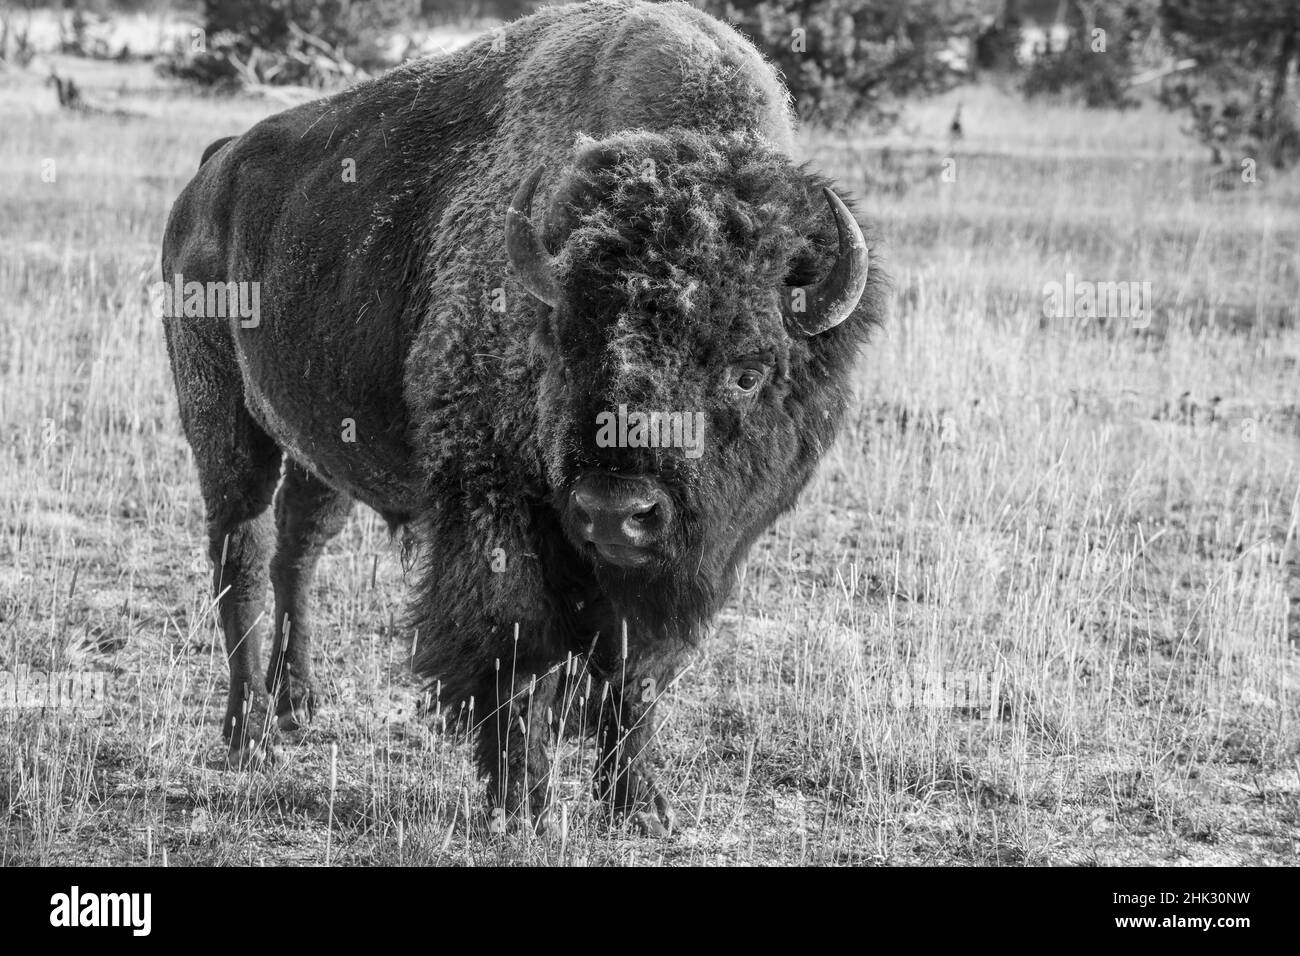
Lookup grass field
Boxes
[2,57,1298,865]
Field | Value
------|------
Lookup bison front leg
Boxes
[475,663,561,832]
[593,668,676,837]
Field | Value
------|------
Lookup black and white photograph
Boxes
[0,0,1295,899]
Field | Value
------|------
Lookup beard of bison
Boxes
[412,131,879,759]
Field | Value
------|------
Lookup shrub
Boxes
[1158,0,1300,169]
[702,0,980,129]
[161,0,419,87]
[1019,1,1154,110]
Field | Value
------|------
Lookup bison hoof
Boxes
[632,810,667,837]
[652,792,676,832]
[226,738,274,770]
[483,802,552,837]
[628,793,675,837]
[275,701,313,733]
[523,807,552,836]
[274,686,315,732]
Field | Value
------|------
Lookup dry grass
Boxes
[1,63,1298,866]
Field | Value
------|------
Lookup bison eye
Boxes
[727,364,767,395]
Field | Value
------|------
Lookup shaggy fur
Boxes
[161,0,886,832]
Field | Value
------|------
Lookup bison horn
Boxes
[782,187,869,336]
[506,166,560,308]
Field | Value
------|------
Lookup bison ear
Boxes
[780,187,869,336]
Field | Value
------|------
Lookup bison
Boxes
[161,0,883,835]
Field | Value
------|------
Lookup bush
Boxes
[1158,0,1300,170]
[161,0,419,87]
[419,0,537,21]
[1021,43,1139,110]
[702,0,979,129]
[1020,1,1154,110]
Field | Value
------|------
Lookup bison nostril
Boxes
[624,495,674,540]
[571,475,672,548]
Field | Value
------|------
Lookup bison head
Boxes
[507,131,881,639]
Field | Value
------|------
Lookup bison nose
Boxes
[571,474,673,557]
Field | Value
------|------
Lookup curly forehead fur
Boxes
[543,129,846,347]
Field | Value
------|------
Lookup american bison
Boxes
[161,0,883,834]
